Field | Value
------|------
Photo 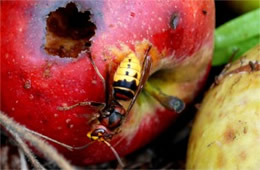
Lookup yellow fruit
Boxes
[186,45,260,169]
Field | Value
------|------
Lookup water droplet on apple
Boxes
[80,89,86,94]
[29,94,34,100]
[66,119,71,124]
[92,80,97,84]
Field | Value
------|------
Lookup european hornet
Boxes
[27,45,185,166]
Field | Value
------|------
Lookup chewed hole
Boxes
[45,2,96,58]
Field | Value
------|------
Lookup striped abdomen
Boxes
[113,53,141,100]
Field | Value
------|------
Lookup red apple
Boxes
[1,0,215,165]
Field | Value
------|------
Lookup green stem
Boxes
[144,82,185,113]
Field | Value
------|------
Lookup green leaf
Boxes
[213,8,260,66]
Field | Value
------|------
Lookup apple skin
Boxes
[186,45,260,169]
[1,0,215,165]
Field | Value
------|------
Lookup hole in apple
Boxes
[45,2,96,58]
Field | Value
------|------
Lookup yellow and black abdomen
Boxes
[113,53,141,100]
